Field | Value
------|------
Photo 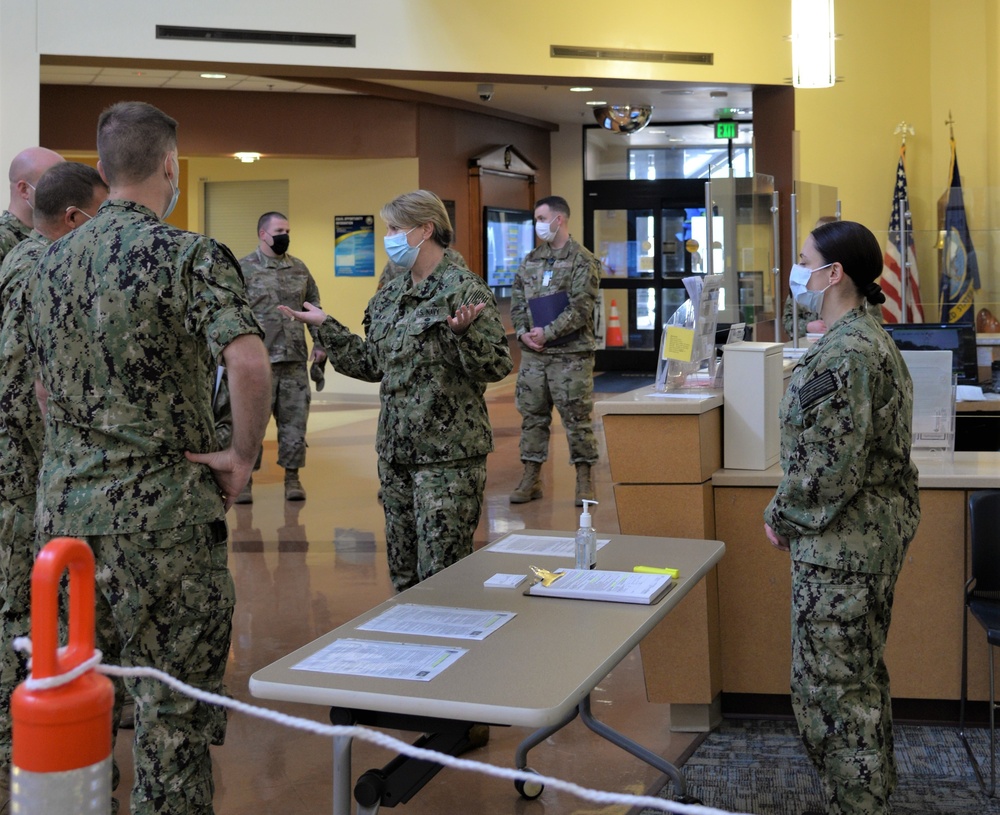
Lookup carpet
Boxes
[593,371,657,393]
[641,718,1000,815]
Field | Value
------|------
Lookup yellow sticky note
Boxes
[663,326,695,361]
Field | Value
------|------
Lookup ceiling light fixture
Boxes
[592,104,653,135]
[585,100,608,107]
[234,152,262,163]
[569,86,593,93]
[790,0,836,88]
[200,73,228,79]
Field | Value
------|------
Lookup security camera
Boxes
[477,83,494,102]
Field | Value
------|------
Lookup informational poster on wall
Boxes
[334,215,375,277]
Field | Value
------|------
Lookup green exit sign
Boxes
[715,120,738,139]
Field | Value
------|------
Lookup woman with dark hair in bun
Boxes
[764,220,920,815]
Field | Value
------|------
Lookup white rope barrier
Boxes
[12,637,755,815]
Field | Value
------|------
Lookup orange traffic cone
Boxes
[12,537,114,813]
[606,299,624,347]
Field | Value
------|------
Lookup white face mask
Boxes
[535,216,559,242]
[789,262,833,314]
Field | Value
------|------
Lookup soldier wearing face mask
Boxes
[236,212,326,503]
[509,195,601,506]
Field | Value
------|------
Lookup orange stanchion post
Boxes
[12,537,114,813]
[606,299,624,347]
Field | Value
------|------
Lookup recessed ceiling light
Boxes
[585,100,608,106]
[234,152,262,163]
[569,86,593,93]
[200,73,228,80]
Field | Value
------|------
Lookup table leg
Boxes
[514,705,580,770]
[578,694,687,798]
[333,734,353,815]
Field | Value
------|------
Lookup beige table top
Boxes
[595,385,723,416]
[712,451,1000,490]
[249,530,725,728]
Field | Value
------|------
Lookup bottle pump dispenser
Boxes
[575,499,598,570]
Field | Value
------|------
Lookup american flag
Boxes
[880,146,924,323]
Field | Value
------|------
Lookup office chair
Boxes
[960,489,1000,796]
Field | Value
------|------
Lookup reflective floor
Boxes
[111,373,698,814]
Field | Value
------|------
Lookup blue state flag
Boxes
[938,139,979,323]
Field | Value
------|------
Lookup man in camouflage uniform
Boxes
[0,161,107,811]
[764,220,920,815]
[237,212,325,503]
[0,146,64,263]
[279,190,512,592]
[510,195,601,506]
[29,101,271,815]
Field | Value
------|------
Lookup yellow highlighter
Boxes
[633,565,680,579]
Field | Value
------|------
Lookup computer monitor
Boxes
[483,207,534,288]
[883,322,979,385]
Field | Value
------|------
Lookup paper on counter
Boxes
[356,603,515,640]
[292,638,466,681]
[487,534,610,558]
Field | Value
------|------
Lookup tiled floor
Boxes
[110,374,699,814]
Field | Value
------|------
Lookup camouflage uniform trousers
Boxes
[378,455,487,592]
[514,351,598,465]
[90,519,233,815]
[0,493,35,782]
[259,360,310,471]
[791,560,899,815]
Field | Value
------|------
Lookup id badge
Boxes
[542,270,552,287]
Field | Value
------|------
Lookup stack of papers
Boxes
[527,569,673,605]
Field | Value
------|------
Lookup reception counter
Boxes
[598,385,1000,730]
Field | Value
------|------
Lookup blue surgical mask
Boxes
[384,227,424,271]
[162,156,180,220]
[789,262,833,314]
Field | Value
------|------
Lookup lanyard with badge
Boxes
[541,257,554,288]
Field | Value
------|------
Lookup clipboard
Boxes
[528,290,579,348]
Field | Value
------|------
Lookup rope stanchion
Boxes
[11,538,114,814]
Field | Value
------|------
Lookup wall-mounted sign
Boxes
[334,215,375,277]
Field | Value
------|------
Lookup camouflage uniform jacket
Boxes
[510,236,600,354]
[0,211,31,266]
[28,199,263,536]
[782,294,819,338]
[239,247,321,363]
[0,230,50,500]
[765,306,920,575]
[316,253,513,465]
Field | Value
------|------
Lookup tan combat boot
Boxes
[575,463,595,506]
[284,469,306,501]
[510,461,543,504]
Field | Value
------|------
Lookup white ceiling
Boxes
[40,64,755,130]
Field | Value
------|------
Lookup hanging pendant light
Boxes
[791,0,836,88]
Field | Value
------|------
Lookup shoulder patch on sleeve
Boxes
[798,369,839,410]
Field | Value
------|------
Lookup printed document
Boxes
[487,534,610,558]
[292,638,466,681]
[527,569,673,605]
[356,604,516,640]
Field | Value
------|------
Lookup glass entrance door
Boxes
[584,179,706,371]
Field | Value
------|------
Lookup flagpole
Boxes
[894,123,914,322]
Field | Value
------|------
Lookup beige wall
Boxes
[187,157,418,337]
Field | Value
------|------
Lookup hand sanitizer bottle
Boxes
[575,499,598,570]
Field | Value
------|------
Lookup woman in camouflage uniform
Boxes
[280,191,512,591]
[764,220,920,815]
